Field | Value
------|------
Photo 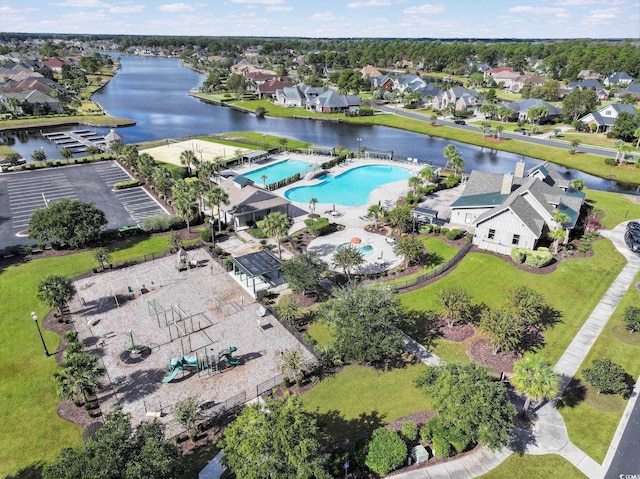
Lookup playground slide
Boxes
[222,353,241,366]
[162,367,180,383]
[184,355,198,366]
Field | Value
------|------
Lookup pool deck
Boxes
[230,152,464,273]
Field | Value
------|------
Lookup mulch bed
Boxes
[467,338,518,376]
[433,318,475,342]
[385,411,435,432]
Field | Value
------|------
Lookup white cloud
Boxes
[403,4,445,15]
[347,0,394,7]
[231,0,285,4]
[158,3,196,12]
[110,5,145,14]
[582,7,623,23]
[509,6,570,18]
[52,0,110,7]
[552,0,623,5]
[310,11,345,21]
[266,6,293,11]
[59,10,108,23]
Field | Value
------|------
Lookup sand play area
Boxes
[70,248,317,436]
[142,139,250,167]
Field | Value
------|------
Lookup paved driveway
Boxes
[0,161,167,251]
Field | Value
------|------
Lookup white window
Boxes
[488,229,496,240]
[464,213,473,224]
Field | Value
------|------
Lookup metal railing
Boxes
[392,242,473,292]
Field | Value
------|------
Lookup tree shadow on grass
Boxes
[557,378,587,409]
[423,252,444,269]
[316,409,387,444]
[5,464,44,479]
[403,309,439,349]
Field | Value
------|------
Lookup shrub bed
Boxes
[141,214,185,233]
[113,179,140,190]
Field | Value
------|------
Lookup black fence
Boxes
[392,242,473,292]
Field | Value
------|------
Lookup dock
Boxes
[41,129,108,152]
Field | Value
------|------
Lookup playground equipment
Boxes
[162,355,199,383]
[218,346,241,366]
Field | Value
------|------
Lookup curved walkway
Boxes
[390,222,640,479]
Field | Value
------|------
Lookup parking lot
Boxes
[0,161,168,251]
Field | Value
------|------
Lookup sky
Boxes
[1,0,639,39]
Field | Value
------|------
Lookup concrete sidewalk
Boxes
[390,222,640,478]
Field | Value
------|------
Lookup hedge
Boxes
[525,249,553,268]
[141,214,185,233]
[113,179,140,190]
[321,154,348,169]
[510,247,527,263]
[266,173,301,191]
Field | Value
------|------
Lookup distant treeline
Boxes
[1,33,638,79]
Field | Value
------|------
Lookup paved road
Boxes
[374,104,638,162]
[0,161,168,251]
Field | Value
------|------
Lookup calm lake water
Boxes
[1,55,635,193]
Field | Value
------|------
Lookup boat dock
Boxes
[41,129,108,152]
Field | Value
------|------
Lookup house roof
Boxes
[507,99,561,116]
[232,250,282,278]
[220,178,290,216]
[625,83,640,94]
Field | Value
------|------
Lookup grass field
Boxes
[0,235,175,477]
[585,188,640,229]
[302,364,430,442]
[559,270,640,463]
[399,239,626,365]
[479,454,586,479]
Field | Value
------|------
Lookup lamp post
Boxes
[356,138,362,157]
[31,311,49,357]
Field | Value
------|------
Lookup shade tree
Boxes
[320,285,412,368]
[583,358,630,397]
[282,252,327,296]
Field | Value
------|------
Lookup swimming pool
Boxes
[336,242,374,257]
[284,164,412,206]
[242,159,311,185]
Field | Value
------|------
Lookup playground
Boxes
[70,248,317,437]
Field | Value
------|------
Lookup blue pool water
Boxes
[336,243,375,257]
[242,159,311,185]
[285,164,413,206]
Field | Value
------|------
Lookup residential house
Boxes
[432,87,481,112]
[0,90,61,113]
[483,67,515,81]
[275,83,324,107]
[311,89,360,114]
[361,65,383,78]
[506,99,561,123]
[578,103,638,133]
[257,78,295,99]
[369,75,394,91]
[624,83,640,100]
[604,72,635,87]
[393,74,425,93]
[450,162,585,255]
[510,73,547,93]
[217,177,291,230]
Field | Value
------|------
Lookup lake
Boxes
[1,55,635,194]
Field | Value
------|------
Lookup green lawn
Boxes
[585,188,640,229]
[479,454,586,479]
[307,320,334,348]
[559,270,640,463]
[399,239,625,364]
[383,236,459,288]
[212,131,311,151]
[0,235,174,477]
[232,99,347,121]
[562,132,639,151]
[0,115,135,132]
[302,364,430,442]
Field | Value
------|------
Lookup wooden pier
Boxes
[41,129,108,152]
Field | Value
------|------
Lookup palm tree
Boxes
[53,351,105,405]
[206,186,229,233]
[275,296,301,323]
[152,165,174,199]
[37,274,77,317]
[495,124,505,140]
[419,166,435,183]
[258,211,291,259]
[332,244,365,280]
[443,144,459,169]
[85,145,100,159]
[60,148,73,160]
[511,353,561,412]
[93,247,112,271]
[261,174,268,188]
[480,121,491,138]
[189,178,208,213]
[309,197,318,215]
[408,176,422,194]
[571,179,586,191]
[172,192,198,233]
[549,228,566,254]
[179,149,197,175]
[280,348,305,384]
[367,203,385,230]
[448,154,465,175]
[198,160,217,187]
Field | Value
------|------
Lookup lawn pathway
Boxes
[390,223,640,478]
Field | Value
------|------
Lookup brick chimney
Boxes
[514,161,526,178]
[501,173,513,194]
